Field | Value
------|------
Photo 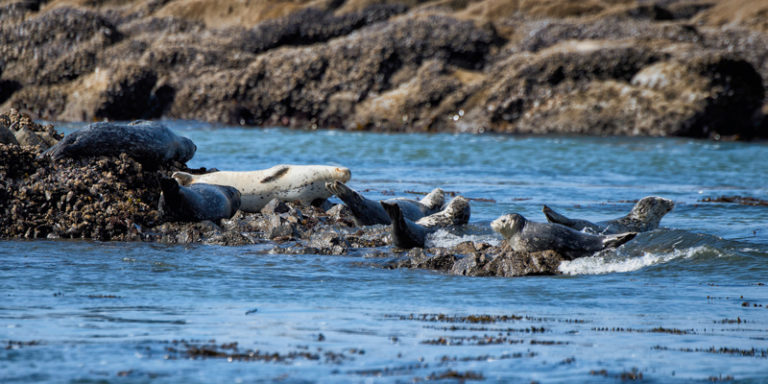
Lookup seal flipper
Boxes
[326,181,390,225]
[158,177,188,221]
[542,205,575,226]
[542,205,601,233]
[382,201,427,249]
[601,232,637,250]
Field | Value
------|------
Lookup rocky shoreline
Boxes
[0,0,766,139]
[1,110,566,277]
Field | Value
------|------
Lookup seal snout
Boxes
[335,167,351,182]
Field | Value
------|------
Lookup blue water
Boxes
[2,122,768,382]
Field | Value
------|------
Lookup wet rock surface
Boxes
[384,241,566,277]
[0,0,765,138]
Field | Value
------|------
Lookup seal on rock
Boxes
[158,178,241,222]
[382,195,471,249]
[173,165,351,213]
[542,196,674,234]
[491,213,637,260]
[44,121,196,167]
[326,181,445,226]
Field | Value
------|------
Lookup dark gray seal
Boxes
[44,120,196,167]
[542,196,674,234]
[326,181,444,226]
[491,213,637,260]
[158,178,241,222]
[381,196,470,249]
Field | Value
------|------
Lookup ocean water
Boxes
[2,122,767,383]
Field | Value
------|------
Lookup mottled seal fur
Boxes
[491,213,637,260]
[382,196,471,249]
[173,165,350,213]
[44,121,196,167]
[158,178,241,222]
[543,196,674,234]
[326,181,445,226]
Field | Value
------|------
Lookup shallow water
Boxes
[2,122,768,383]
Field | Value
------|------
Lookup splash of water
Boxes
[558,246,718,275]
[426,228,501,248]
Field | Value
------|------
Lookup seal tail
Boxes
[172,171,195,186]
[542,205,575,226]
[602,232,637,249]
[420,188,445,211]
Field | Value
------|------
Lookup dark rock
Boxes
[60,64,158,121]
[0,7,121,86]
[458,41,766,138]
[169,14,500,126]
[389,241,566,277]
[261,198,290,215]
[263,214,295,240]
[0,123,18,145]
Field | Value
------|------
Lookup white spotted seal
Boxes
[326,181,445,226]
[491,213,637,260]
[173,165,351,213]
[158,178,241,222]
[543,196,674,234]
[382,196,470,249]
[44,121,196,167]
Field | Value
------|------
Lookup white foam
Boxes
[558,246,710,275]
[426,229,501,249]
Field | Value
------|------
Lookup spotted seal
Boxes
[173,165,351,213]
[158,178,241,222]
[44,121,196,167]
[381,196,470,249]
[326,181,445,226]
[542,196,674,234]
[491,213,637,260]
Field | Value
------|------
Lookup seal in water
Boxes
[382,196,470,249]
[326,181,445,226]
[491,213,637,260]
[173,165,351,213]
[158,178,241,222]
[542,196,674,234]
[44,121,196,167]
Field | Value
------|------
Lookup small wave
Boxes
[426,229,501,248]
[558,246,715,275]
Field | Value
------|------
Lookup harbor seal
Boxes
[172,165,351,213]
[491,213,637,260]
[542,196,674,234]
[44,121,196,167]
[158,178,241,222]
[382,196,470,249]
[326,181,445,226]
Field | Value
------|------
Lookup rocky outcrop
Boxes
[0,0,766,138]
[0,109,61,149]
[387,241,566,277]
